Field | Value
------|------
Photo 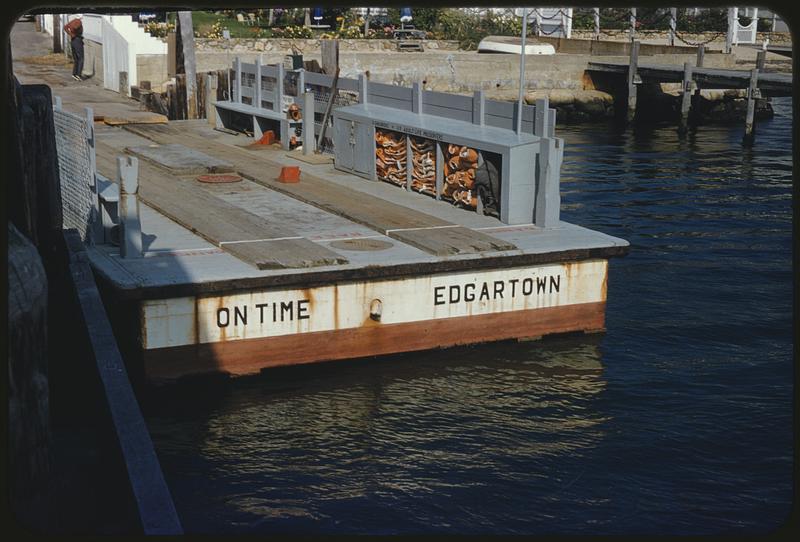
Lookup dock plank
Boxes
[95,141,348,269]
[125,143,235,175]
[123,124,517,256]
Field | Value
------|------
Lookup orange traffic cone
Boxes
[277,166,301,183]
[255,130,275,145]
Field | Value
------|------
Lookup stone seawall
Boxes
[194,38,461,53]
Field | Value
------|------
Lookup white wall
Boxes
[39,13,167,95]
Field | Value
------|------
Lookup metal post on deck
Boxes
[679,62,693,133]
[276,62,285,113]
[669,8,677,47]
[84,106,103,244]
[302,91,315,155]
[517,9,528,134]
[743,68,759,145]
[117,156,143,259]
[412,80,423,114]
[534,97,559,228]
[626,40,640,123]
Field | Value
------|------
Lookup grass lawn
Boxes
[170,11,270,38]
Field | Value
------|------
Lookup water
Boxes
[143,98,793,535]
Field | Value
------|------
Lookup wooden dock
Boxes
[587,61,793,96]
[587,39,792,143]
[84,119,628,381]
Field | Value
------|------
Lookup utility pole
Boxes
[52,14,62,53]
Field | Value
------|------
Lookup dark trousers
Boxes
[71,37,84,77]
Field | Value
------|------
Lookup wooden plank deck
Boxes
[95,141,348,270]
[587,61,793,96]
[122,123,517,256]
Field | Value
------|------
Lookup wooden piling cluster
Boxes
[133,69,231,121]
[606,39,773,144]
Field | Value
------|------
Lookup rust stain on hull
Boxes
[143,301,607,382]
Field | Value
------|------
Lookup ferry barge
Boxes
[57,59,628,383]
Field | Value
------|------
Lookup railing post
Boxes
[303,91,315,155]
[254,56,262,108]
[472,90,485,126]
[412,80,422,114]
[276,62,285,113]
[234,56,242,103]
[358,73,368,104]
[117,156,142,259]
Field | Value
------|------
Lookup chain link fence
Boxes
[53,107,96,244]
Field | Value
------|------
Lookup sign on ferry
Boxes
[141,260,607,349]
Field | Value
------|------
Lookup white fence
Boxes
[102,18,131,94]
[535,8,573,39]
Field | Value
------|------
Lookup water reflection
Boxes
[144,97,792,534]
[145,336,609,532]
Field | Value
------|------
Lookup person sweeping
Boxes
[63,15,84,81]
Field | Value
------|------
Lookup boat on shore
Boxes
[478,35,556,55]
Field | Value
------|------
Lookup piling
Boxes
[205,73,219,126]
[756,50,767,71]
[177,11,198,119]
[743,68,759,145]
[626,40,640,123]
[679,62,694,133]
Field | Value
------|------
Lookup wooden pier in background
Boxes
[588,40,793,144]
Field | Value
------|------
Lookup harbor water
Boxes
[142,97,793,534]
